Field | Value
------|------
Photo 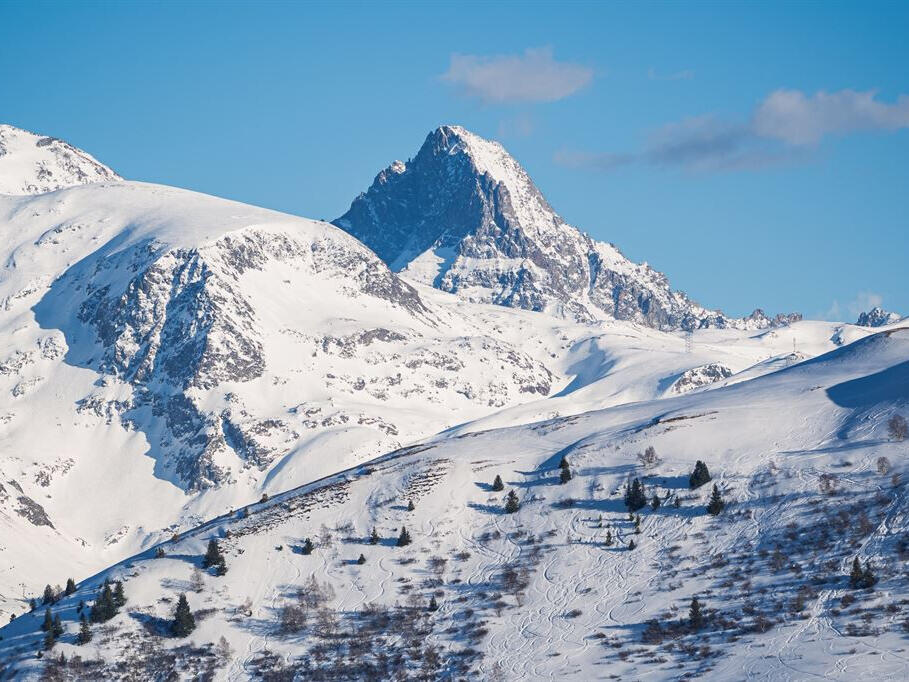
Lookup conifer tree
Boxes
[202,539,225,570]
[559,466,572,485]
[112,581,126,608]
[651,494,661,510]
[628,539,636,551]
[689,460,712,489]
[64,578,76,596]
[492,475,504,492]
[407,499,415,512]
[706,484,725,516]
[89,581,117,623]
[43,629,56,650]
[52,614,63,638]
[849,557,877,589]
[41,608,53,632]
[397,526,412,547]
[624,478,647,511]
[172,593,195,637]
[689,596,704,630]
[357,553,366,565]
[428,596,439,611]
[504,490,520,514]
[76,614,92,644]
[369,527,379,545]
[604,529,613,546]
[302,537,314,555]
[42,584,55,605]
[559,457,572,484]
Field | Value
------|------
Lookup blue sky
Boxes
[2,1,908,320]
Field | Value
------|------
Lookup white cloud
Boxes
[753,89,909,145]
[560,88,909,174]
[823,291,885,322]
[441,47,593,103]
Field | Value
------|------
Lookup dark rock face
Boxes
[335,125,797,330]
[855,306,900,327]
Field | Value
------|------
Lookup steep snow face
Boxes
[855,306,901,327]
[0,125,121,195]
[335,125,796,330]
[3,330,907,680]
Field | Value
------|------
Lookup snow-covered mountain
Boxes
[855,306,901,327]
[0,125,120,195]
[3,327,907,680]
[335,125,798,330]
[0,125,906,680]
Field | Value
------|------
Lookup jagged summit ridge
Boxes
[335,126,795,330]
[0,124,121,195]
[856,306,901,327]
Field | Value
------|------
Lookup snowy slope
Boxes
[0,125,120,195]
[0,179,874,624]
[335,125,800,330]
[2,328,907,679]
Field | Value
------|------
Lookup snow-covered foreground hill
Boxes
[2,327,907,680]
[0,158,867,620]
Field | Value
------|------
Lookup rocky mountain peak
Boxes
[855,306,901,327]
[0,124,121,195]
[335,126,796,330]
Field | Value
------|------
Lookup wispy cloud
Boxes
[823,291,886,322]
[753,89,909,145]
[441,47,593,103]
[557,88,909,173]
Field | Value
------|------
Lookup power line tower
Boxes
[685,330,693,354]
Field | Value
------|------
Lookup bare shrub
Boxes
[888,414,908,441]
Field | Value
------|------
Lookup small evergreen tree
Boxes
[504,490,520,514]
[357,553,366,565]
[428,596,438,611]
[52,614,63,638]
[76,613,92,644]
[301,538,314,555]
[41,608,53,632]
[369,527,379,545]
[172,593,195,637]
[89,581,117,623]
[202,539,225,570]
[689,596,704,630]
[43,629,56,650]
[604,529,613,546]
[628,539,636,551]
[559,466,572,485]
[706,484,725,516]
[624,478,647,511]
[689,460,711,489]
[64,578,77,596]
[491,475,504,492]
[634,514,642,534]
[42,584,55,606]
[29,598,36,611]
[112,581,126,608]
[849,557,877,589]
[559,457,572,484]
[407,499,416,512]
[397,527,412,547]
[651,494,661,510]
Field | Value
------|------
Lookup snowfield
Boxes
[1,326,907,679]
[0,124,906,680]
